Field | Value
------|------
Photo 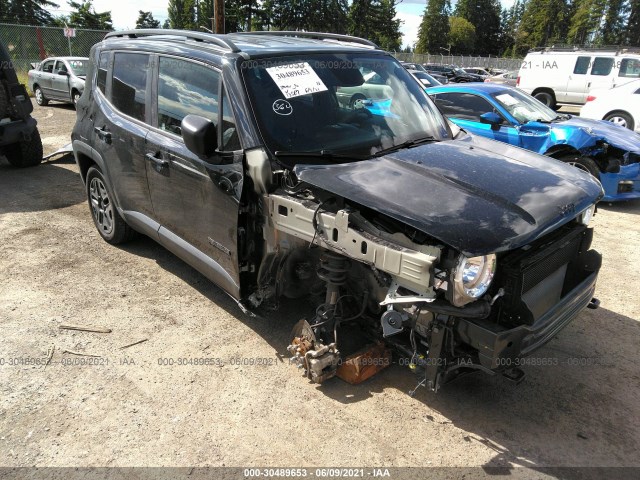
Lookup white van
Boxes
[517,47,640,109]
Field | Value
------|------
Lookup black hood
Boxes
[293,134,604,256]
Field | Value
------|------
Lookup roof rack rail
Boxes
[233,31,378,49]
[529,44,640,54]
[104,29,241,53]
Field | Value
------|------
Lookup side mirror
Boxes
[57,70,69,76]
[480,112,504,131]
[181,114,217,157]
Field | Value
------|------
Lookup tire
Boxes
[349,94,366,109]
[604,111,634,131]
[558,154,600,180]
[4,129,44,168]
[33,86,48,106]
[86,166,136,245]
[534,91,556,110]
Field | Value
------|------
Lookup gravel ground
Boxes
[0,104,639,475]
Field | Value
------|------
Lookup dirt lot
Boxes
[1,104,639,475]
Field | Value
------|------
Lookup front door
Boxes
[145,55,244,294]
[432,92,517,145]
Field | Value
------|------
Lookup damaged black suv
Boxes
[72,30,603,393]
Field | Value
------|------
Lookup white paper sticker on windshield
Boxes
[266,62,328,99]
[495,93,518,106]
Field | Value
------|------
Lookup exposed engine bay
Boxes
[242,165,602,394]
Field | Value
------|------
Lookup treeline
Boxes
[417,0,640,57]
[0,0,113,29]
[165,0,402,51]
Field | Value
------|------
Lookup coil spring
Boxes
[317,251,350,286]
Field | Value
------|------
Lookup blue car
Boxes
[427,83,640,201]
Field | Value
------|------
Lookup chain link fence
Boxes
[393,52,523,72]
[0,23,108,74]
[0,22,523,76]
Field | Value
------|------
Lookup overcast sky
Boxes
[47,0,517,49]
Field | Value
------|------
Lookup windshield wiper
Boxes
[552,114,571,122]
[274,150,369,161]
[372,136,438,157]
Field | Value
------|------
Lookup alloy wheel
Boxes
[89,177,114,235]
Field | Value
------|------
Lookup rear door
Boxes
[91,51,155,223]
[565,56,591,103]
[144,55,244,294]
[37,59,56,96]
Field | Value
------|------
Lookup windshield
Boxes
[241,53,449,161]
[491,88,557,124]
[453,68,467,75]
[68,59,88,76]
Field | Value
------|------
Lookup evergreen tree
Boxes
[349,0,381,41]
[168,0,185,28]
[567,0,606,44]
[415,0,451,54]
[454,0,502,54]
[627,0,640,45]
[600,0,627,44]
[198,0,214,31]
[68,1,113,30]
[136,11,161,29]
[4,0,59,25]
[514,0,568,51]
[375,0,402,51]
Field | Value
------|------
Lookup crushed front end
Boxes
[243,149,603,393]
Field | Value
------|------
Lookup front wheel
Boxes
[86,166,136,244]
[72,90,80,108]
[4,130,43,167]
[558,154,600,180]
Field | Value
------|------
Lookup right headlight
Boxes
[451,254,497,307]
[578,204,596,225]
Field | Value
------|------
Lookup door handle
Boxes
[145,152,169,168]
[93,126,111,141]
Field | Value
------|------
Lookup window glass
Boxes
[97,52,108,94]
[55,60,67,73]
[619,58,640,78]
[221,88,240,151]
[68,59,88,76]
[573,56,591,75]
[433,92,496,122]
[591,57,614,76]
[111,53,149,122]
[157,57,219,137]
[41,60,55,73]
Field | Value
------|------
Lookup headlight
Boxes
[451,254,497,306]
[578,204,596,225]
